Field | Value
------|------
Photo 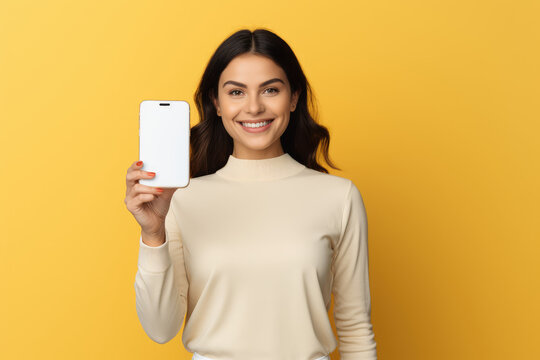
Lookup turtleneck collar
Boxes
[215,152,306,182]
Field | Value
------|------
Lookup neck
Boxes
[215,152,306,182]
[231,146,285,160]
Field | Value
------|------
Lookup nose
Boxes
[245,94,264,115]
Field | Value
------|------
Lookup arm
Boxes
[332,180,377,359]
[134,204,189,344]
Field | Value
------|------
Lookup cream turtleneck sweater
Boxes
[134,152,377,360]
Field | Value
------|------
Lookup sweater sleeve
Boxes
[332,180,377,359]
[134,204,189,344]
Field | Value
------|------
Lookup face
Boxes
[212,53,299,159]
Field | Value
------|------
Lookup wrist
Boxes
[141,228,166,247]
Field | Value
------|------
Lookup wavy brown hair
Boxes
[190,28,340,178]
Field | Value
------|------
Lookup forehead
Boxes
[219,53,287,84]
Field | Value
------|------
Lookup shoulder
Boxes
[300,168,365,210]
[299,167,355,193]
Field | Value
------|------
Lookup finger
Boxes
[126,160,146,180]
[136,192,155,202]
[127,169,156,184]
[131,160,143,170]
[126,165,156,190]
[159,188,177,198]
[126,160,144,191]
[129,182,163,199]
[126,193,156,212]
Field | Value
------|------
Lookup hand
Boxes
[124,160,178,238]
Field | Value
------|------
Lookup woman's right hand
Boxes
[124,160,178,240]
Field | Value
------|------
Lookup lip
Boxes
[237,118,274,133]
[237,118,274,123]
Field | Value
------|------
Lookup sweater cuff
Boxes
[137,232,171,273]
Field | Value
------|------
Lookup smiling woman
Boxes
[190,28,341,177]
[129,28,378,360]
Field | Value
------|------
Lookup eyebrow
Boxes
[222,78,285,88]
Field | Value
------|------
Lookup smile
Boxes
[238,119,274,132]
[241,119,273,128]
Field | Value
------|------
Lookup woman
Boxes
[125,28,378,360]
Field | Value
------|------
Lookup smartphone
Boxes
[138,100,190,188]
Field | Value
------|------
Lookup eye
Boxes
[264,87,279,94]
[229,89,243,96]
[228,88,279,96]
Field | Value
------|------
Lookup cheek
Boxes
[220,99,242,116]
[273,97,293,114]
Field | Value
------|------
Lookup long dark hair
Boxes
[191,28,340,178]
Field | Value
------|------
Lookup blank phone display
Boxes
[139,100,190,188]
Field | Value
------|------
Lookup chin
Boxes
[242,140,276,150]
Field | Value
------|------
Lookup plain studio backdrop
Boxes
[0,0,538,359]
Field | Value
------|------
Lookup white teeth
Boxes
[241,120,272,128]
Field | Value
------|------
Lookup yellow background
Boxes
[1,0,538,359]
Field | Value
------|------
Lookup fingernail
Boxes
[156,188,164,192]
[147,172,155,176]
[136,161,142,166]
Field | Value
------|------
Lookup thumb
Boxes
[160,188,177,199]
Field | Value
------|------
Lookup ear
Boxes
[290,90,300,112]
[211,93,221,116]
